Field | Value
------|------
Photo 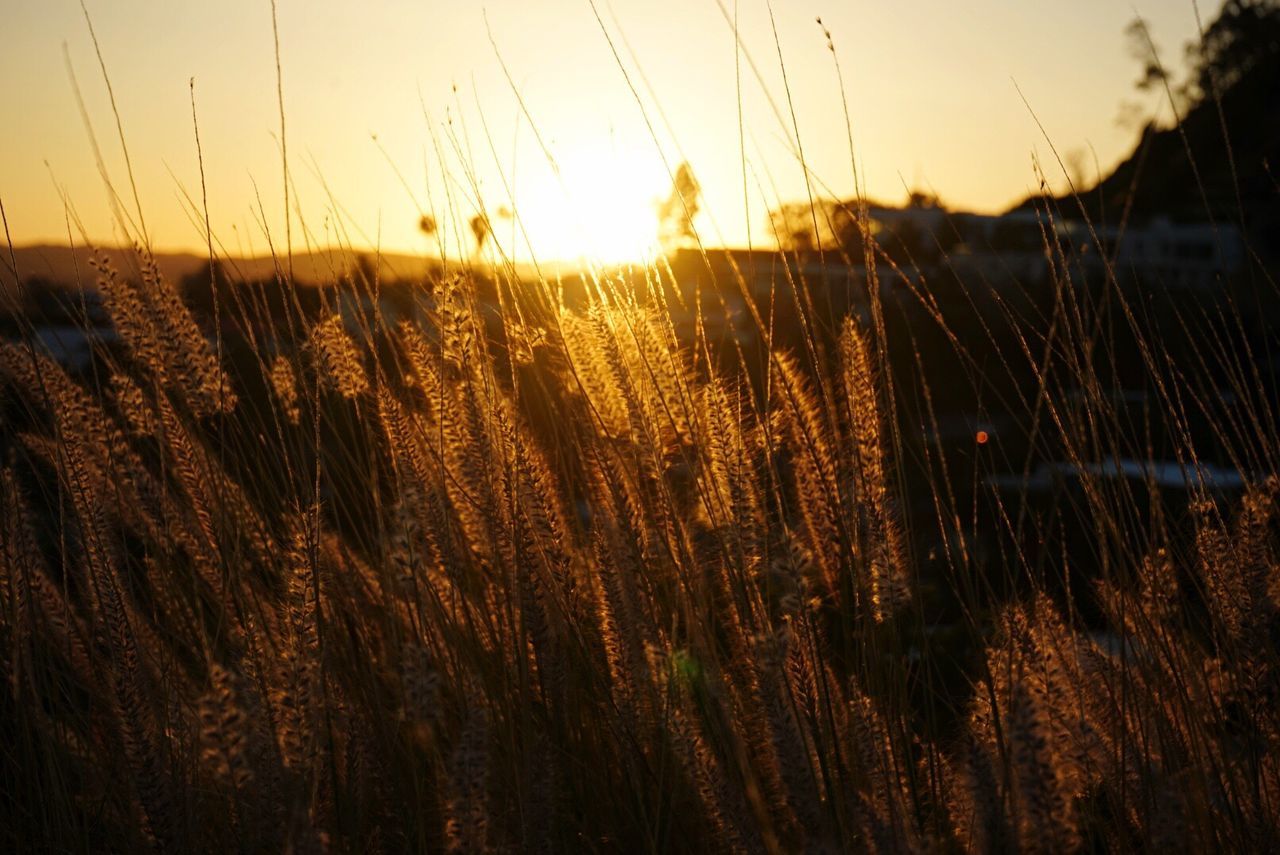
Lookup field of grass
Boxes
[3,4,1280,852]
[2,220,1278,852]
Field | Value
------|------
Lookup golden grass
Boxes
[0,229,1277,853]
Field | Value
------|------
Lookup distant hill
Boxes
[4,244,440,292]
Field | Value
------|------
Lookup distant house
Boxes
[883,206,1244,293]
[1099,218,1244,290]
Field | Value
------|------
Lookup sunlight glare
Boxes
[513,143,668,265]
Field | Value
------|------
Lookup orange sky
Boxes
[0,1,1215,264]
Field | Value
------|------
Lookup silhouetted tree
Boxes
[469,214,490,259]
[657,162,701,252]
[770,201,821,252]
[1189,0,1280,95]
[1125,17,1171,93]
[770,199,870,257]
[1126,2,1280,111]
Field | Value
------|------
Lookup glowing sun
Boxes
[509,142,670,266]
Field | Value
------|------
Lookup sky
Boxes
[0,0,1220,263]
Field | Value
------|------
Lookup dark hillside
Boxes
[1016,1,1280,252]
